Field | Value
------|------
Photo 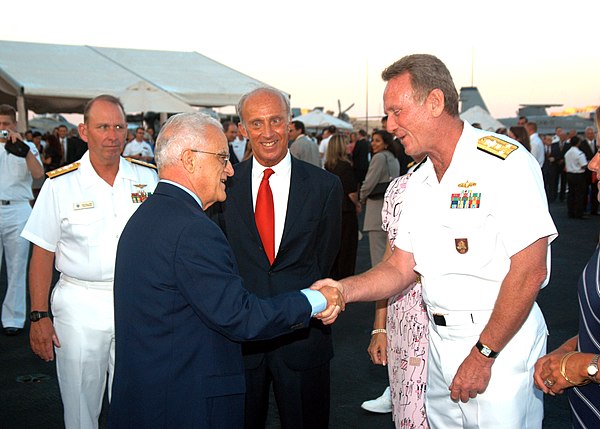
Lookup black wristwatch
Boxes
[30,311,50,322]
[475,340,499,358]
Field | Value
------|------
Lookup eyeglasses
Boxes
[189,149,230,166]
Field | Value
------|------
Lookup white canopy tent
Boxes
[460,105,506,132]
[117,81,195,114]
[293,109,353,131]
[0,40,280,130]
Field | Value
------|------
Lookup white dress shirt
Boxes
[231,137,247,162]
[565,146,587,173]
[251,152,291,258]
[529,133,545,168]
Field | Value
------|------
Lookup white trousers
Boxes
[426,304,546,429]
[0,201,31,328]
[51,276,115,429]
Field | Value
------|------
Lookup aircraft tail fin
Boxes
[459,87,490,114]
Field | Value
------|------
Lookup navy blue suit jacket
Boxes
[211,157,343,370]
[109,182,312,429]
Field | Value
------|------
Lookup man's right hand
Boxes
[30,318,60,362]
[314,284,345,325]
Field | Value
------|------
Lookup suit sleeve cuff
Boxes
[300,289,327,316]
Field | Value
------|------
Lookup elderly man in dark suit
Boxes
[108,112,343,429]
[211,87,343,429]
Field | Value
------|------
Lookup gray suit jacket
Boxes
[290,135,321,167]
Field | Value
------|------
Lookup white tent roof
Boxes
[0,40,276,113]
[293,109,353,131]
[117,80,196,114]
[460,105,505,132]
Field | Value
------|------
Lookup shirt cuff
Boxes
[300,289,327,316]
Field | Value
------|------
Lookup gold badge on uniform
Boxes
[131,184,151,203]
[455,238,468,254]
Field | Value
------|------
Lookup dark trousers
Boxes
[567,172,586,218]
[330,211,358,280]
[559,169,568,201]
[585,170,599,214]
[244,354,330,429]
[544,163,559,202]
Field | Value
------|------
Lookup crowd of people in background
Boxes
[492,118,598,219]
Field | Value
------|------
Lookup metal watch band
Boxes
[588,354,600,379]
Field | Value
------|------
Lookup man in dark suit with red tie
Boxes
[211,87,343,429]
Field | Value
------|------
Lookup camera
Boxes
[0,130,9,139]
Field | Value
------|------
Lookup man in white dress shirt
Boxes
[0,104,44,336]
[122,127,154,163]
[526,122,545,168]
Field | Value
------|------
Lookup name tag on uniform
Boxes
[73,201,94,210]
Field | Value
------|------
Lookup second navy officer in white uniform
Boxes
[21,95,159,429]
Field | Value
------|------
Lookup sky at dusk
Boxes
[3,0,599,121]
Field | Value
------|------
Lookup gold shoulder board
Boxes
[126,157,157,170]
[477,136,518,160]
[46,162,80,179]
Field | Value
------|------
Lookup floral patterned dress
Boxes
[381,173,429,429]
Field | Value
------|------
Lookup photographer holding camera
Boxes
[0,104,44,336]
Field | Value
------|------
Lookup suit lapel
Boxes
[230,161,261,241]
[280,158,309,249]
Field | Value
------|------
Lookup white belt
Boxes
[427,307,492,326]
[61,274,113,290]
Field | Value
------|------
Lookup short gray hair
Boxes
[381,54,459,117]
[154,112,223,171]
[236,87,291,126]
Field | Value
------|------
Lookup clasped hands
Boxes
[534,348,591,396]
[311,278,346,325]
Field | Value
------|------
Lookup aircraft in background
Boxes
[459,86,595,135]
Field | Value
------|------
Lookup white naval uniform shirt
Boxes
[122,140,154,158]
[395,122,558,312]
[21,152,158,282]
[0,141,42,200]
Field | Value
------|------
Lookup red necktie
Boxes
[255,168,275,264]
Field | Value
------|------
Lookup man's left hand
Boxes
[314,285,345,325]
[449,347,494,402]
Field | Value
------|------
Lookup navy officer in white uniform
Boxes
[0,104,44,335]
[21,95,158,429]
[312,54,557,428]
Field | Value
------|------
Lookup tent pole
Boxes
[16,93,27,133]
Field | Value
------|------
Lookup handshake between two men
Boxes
[313,279,347,325]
